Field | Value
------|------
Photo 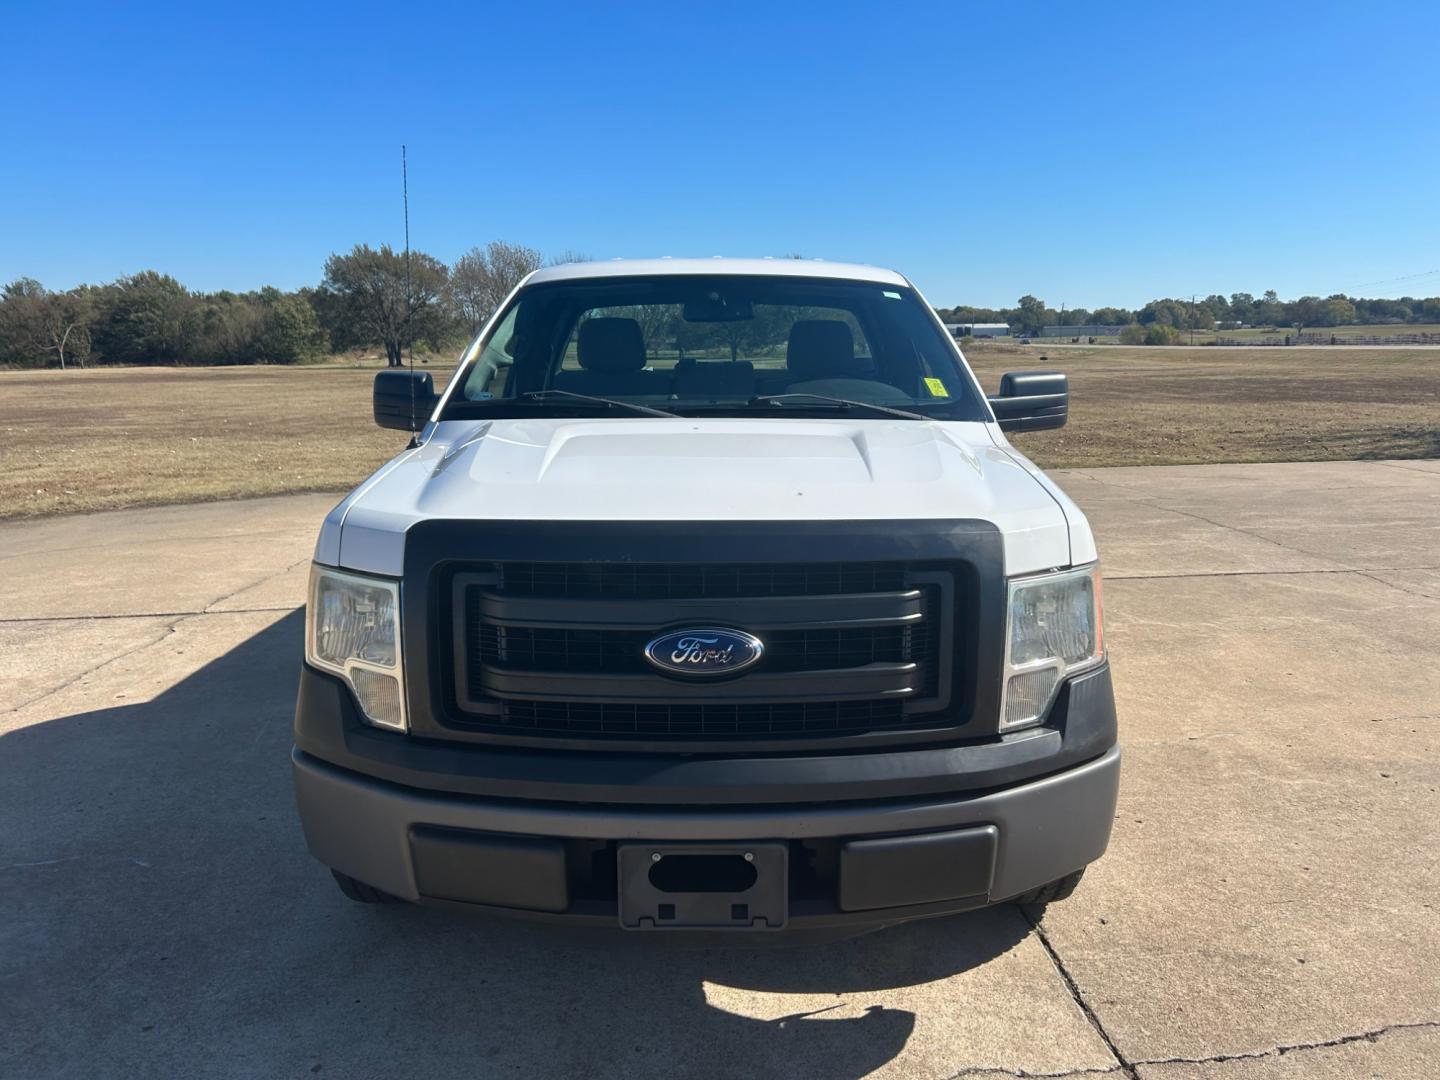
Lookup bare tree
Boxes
[42,290,92,369]
[448,250,491,336]
[547,250,590,267]
[0,279,93,368]
[631,304,679,358]
[322,244,449,366]
[450,241,543,335]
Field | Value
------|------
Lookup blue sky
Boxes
[4,1,1438,308]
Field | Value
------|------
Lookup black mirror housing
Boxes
[988,370,1068,432]
[374,369,439,431]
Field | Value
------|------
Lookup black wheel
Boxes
[1009,868,1085,908]
[330,869,404,904]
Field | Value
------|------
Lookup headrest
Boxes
[578,318,646,372]
[786,320,860,381]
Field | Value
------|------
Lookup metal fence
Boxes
[1215,332,1440,346]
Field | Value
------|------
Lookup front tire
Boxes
[330,869,404,904]
[1009,868,1085,908]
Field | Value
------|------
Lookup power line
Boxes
[1348,268,1439,291]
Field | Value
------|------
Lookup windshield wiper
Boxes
[519,389,676,418]
[749,393,931,422]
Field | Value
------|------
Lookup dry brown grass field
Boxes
[966,341,1440,469]
[0,362,437,520]
[2,344,1437,519]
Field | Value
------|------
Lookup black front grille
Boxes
[471,623,928,678]
[448,559,956,746]
[495,561,907,599]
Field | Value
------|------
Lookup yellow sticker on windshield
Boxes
[924,377,949,398]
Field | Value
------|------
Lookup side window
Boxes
[462,306,519,399]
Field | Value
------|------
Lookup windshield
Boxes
[441,274,989,421]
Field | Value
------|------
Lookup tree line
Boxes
[937,290,1440,338]
[0,241,552,369]
[5,249,1440,368]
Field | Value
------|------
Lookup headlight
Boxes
[1000,564,1103,732]
[305,566,406,731]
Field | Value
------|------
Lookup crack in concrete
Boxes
[1063,467,1440,584]
[1106,565,1440,582]
[1372,461,1440,479]
[1065,470,1156,494]
[942,1012,1440,1078]
[1133,501,1315,557]
[1352,570,1440,602]
[1005,899,1440,1080]
[5,557,308,716]
[0,607,296,625]
[1066,471,1368,575]
[1022,910,1136,1079]
[1067,473,1440,604]
[1130,1019,1440,1072]
[4,619,185,716]
[0,527,312,564]
[201,556,311,613]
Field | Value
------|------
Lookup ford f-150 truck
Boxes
[293,258,1119,932]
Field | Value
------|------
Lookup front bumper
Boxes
[292,743,1120,930]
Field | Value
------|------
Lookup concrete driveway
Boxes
[3,460,1437,1079]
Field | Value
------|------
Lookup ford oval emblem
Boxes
[644,627,764,676]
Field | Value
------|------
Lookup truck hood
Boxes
[320,417,1082,576]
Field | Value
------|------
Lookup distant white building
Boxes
[945,322,1010,338]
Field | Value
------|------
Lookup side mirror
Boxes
[374,369,439,431]
[988,370,1068,432]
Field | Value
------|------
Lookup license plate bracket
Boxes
[617,842,788,930]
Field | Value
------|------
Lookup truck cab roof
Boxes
[526,257,911,288]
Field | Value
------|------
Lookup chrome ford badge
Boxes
[644,627,764,676]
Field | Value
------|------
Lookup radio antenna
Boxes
[402,144,418,442]
[402,144,412,299]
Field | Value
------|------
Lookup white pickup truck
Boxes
[293,258,1118,933]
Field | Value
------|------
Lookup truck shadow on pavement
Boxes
[3,610,1033,1079]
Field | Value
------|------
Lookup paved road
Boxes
[1014,342,1440,350]
[3,461,1438,1079]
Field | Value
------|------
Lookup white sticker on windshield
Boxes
[882,291,902,300]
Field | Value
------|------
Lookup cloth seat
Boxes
[552,317,670,396]
[785,320,877,382]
